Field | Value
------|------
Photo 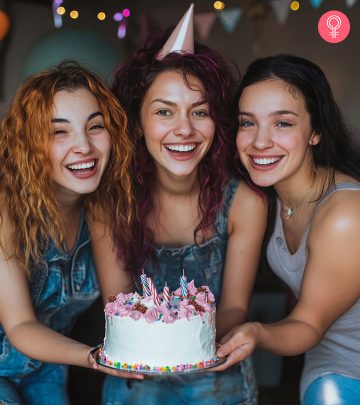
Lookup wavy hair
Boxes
[0,61,134,275]
[112,32,241,275]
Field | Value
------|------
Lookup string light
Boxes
[117,22,127,39]
[57,6,66,15]
[214,1,225,10]
[113,12,123,22]
[290,1,300,11]
[122,8,130,18]
[97,11,106,21]
[70,10,79,19]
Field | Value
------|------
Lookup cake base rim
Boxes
[90,345,226,375]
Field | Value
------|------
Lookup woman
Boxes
[0,62,141,405]
[92,17,267,405]
[215,55,360,404]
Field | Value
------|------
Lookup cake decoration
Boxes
[98,272,219,374]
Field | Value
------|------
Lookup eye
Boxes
[276,121,293,128]
[192,109,209,118]
[53,128,66,135]
[155,109,172,116]
[89,124,105,131]
[239,120,254,128]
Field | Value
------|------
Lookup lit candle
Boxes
[140,269,151,297]
[163,282,170,307]
[180,269,188,297]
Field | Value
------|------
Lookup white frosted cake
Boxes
[97,276,217,373]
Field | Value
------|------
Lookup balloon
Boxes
[0,10,10,41]
[22,29,125,82]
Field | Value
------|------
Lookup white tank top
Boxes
[266,182,360,398]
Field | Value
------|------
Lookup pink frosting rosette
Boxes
[178,299,194,320]
[115,293,127,306]
[195,291,215,306]
[116,305,132,317]
[186,280,198,295]
[104,301,116,317]
[130,310,142,320]
[160,303,176,323]
[145,306,160,323]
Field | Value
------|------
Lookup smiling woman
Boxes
[0,62,138,405]
[215,54,360,405]
[90,8,268,404]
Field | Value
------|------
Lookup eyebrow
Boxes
[151,99,207,108]
[51,111,103,123]
[239,110,299,117]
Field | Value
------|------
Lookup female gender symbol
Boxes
[326,15,341,39]
[318,10,350,44]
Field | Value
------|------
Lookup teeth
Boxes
[165,144,196,152]
[68,161,95,170]
[253,157,280,165]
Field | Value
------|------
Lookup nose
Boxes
[253,125,273,150]
[173,115,193,137]
[71,130,92,154]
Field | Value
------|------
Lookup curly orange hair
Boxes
[0,62,134,275]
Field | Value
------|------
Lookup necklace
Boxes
[282,205,296,219]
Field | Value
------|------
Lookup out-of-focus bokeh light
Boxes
[117,23,127,39]
[113,12,123,22]
[290,1,300,11]
[70,10,79,19]
[122,9,131,18]
[97,12,106,21]
[214,1,225,10]
[57,6,66,15]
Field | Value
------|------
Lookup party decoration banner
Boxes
[271,0,291,24]
[219,7,242,33]
[194,12,217,41]
[310,0,324,8]
[345,0,358,7]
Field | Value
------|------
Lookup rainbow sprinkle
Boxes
[96,347,219,374]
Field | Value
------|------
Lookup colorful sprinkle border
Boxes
[94,346,223,374]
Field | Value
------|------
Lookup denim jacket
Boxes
[0,210,100,378]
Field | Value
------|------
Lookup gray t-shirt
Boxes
[267,182,360,398]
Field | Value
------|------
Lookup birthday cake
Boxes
[97,273,217,373]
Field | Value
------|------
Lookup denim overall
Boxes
[0,211,100,405]
[103,178,257,405]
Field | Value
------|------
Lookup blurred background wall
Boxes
[0,0,359,139]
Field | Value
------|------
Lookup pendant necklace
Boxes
[283,205,296,219]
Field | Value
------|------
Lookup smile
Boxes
[67,160,96,171]
[252,157,281,166]
[164,143,197,152]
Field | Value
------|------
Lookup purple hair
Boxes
[112,33,241,275]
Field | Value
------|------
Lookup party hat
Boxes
[156,3,194,60]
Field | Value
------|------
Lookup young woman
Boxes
[215,55,360,404]
[91,25,267,405]
[0,62,141,405]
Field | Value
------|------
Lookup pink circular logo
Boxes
[318,10,350,43]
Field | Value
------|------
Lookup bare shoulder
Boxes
[312,187,360,232]
[309,186,360,249]
[228,180,267,234]
[231,181,267,211]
